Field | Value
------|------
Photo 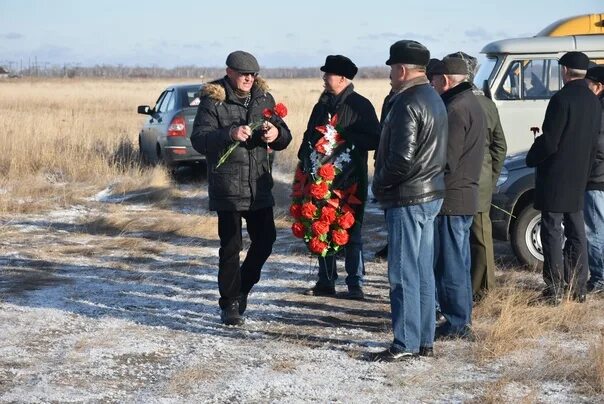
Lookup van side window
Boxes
[496,61,521,100]
[522,59,561,99]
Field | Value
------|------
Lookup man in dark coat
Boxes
[583,65,604,293]
[430,56,486,338]
[526,51,601,304]
[446,52,508,300]
[299,55,380,300]
[369,40,447,361]
[191,50,292,325]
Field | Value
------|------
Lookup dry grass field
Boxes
[0,77,603,402]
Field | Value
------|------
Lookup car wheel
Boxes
[511,205,544,269]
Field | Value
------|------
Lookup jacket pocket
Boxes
[209,166,241,198]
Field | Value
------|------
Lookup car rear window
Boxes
[185,85,203,107]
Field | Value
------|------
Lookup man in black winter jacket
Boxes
[191,51,292,325]
[583,65,604,293]
[526,52,601,303]
[430,56,486,339]
[369,40,447,362]
[300,55,380,300]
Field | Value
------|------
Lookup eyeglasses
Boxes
[237,71,258,78]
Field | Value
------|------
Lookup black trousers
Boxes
[540,210,588,294]
[217,207,276,309]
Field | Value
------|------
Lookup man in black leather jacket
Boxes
[369,40,447,362]
[191,51,292,325]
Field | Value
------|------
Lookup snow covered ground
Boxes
[0,176,601,403]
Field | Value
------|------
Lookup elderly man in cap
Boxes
[526,52,601,304]
[445,52,507,301]
[300,55,380,300]
[191,50,292,325]
[430,55,486,339]
[583,65,604,294]
[370,40,447,361]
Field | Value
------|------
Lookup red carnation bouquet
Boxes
[290,114,362,257]
[216,102,288,168]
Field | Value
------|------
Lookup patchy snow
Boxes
[0,184,602,402]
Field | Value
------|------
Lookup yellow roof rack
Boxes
[538,14,604,36]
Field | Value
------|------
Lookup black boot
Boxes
[238,294,248,315]
[220,301,244,326]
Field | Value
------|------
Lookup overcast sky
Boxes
[0,0,602,68]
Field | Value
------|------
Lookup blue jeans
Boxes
[434,215,473,335]
[386,199,442,353]
[317,222,364,287]
[585,190,604,288]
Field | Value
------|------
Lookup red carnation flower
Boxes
[332,229,350,246]
[309,237,328,255]
[310,182,330,200]
[290,204,302,219]
[320,206,337,224]
[337,211,355,230]
[292,222,306,238]
[301,201,318,219]
[318,163,336,181]
[263,108,273,119]
[273,103,288,118]
[311,220,330,236]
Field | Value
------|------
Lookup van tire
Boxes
[511,205,544,270]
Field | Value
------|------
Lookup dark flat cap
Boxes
[559,51,589,70]
[386,40,430,66]
[429,56,470,75]
[426,58,441,81]
[320,55,358,80]
[226,50,260,73]
[586,65,604,84]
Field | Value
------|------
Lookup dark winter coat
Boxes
[372,77,448,208]
[475,93,507,212]
[587,95,604,192]
[191,76,292,211]
[439,81,487,215]
[526,79,601,212]
[298,83,381,206]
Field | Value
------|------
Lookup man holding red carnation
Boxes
[191,50,292,326]
[297,55,380,300]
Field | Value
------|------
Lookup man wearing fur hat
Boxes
[526,52,601,304]
[299,55,380,300]
[430,56,486,339]
[584,65,604,294]
[191,50,292,325]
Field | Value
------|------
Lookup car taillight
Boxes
[168,116,186,137]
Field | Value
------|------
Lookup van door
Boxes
[491,57,562,154]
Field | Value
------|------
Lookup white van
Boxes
[474,34,604,154]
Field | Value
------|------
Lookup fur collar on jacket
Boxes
[201,76,269,103]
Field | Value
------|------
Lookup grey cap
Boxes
[226,50,260,73]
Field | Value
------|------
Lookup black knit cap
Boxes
[429,56,469,75]
[226,50,260,73]
[559,51,589,70]
[385,40,430,66]
[320,55,358,80]
[586,65,604,84]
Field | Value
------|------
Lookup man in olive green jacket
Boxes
[447,52,507,300]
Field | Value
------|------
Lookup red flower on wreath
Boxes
[318,163,336,181]
[290,204,302,219]
[301,201,318,219]
[311,220,330,236]
[337,211,355,230]
[292,222,306,238]
[309,182,330,200]
[319,206,337,224]
[309,237,328,255]
[332,229,350,246]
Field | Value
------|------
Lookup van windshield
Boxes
[473,56,498,89]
